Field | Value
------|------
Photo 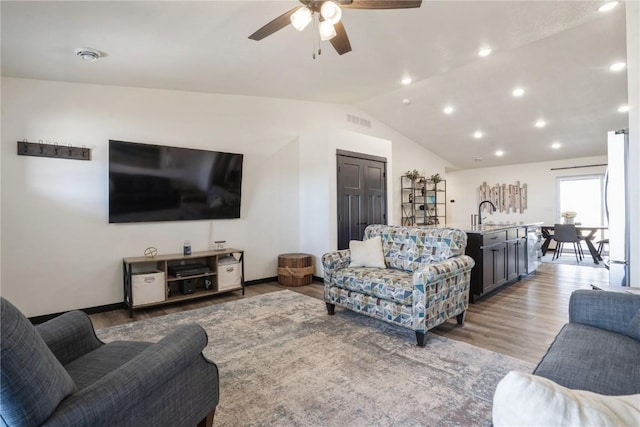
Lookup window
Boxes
[556,174,605,227]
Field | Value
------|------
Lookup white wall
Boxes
[0,77,446,316]
[446,156,608,227]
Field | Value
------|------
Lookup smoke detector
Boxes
[74,47,101,62]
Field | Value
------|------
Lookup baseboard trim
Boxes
[29,302,126,325]
[312,275,324,283]
[244,277,278,286]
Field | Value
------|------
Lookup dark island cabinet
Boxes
[466,227,527,302]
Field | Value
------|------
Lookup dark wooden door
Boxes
[337,151,387,250]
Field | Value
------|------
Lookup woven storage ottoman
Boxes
[277,253,313,287]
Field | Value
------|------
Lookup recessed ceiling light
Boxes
[401,77,412,85]
[598,1,618,12]
[551,142,561,149]
[74,47,101,62]
[402,98,411,105]
[618,104,629,113]
[443,105,454,114]
[473,130,483,139]
[609,62,626,72]
[512,87,525,97]
[535,120,547,128]
[495,150,504,157]
[478,47,493,57]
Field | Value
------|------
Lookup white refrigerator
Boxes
[605,130,630,286]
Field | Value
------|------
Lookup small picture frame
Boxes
[214,240,226,250]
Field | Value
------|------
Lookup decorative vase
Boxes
[564,217,574,224]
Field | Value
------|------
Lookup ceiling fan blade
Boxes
[340,0,422,9]
[248,7,298,41]
[330,21,352,55]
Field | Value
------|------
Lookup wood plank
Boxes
[90,263,607,364]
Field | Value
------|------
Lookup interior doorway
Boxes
[336,150,387,250]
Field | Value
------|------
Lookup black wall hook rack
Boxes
[17,140,91,161]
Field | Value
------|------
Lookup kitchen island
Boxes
[450,222,543,302]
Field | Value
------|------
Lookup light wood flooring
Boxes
[90,262,609,364]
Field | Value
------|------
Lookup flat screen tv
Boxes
[109,140,243,223]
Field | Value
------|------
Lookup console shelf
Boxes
[123,248,244,317]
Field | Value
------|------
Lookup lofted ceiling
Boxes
[1,1,629,169]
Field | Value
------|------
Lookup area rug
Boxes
[541,252,606,268]
[97,291,532,426]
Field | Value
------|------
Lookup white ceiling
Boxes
[1,0,629,169]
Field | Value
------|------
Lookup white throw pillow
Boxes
[493,371,640,427]
[349,236,386,268]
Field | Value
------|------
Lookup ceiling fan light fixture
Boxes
[320,1,342,24]
[291,7,312,31]
[319,20,337,41]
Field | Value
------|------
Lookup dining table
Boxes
[541,224,608,264]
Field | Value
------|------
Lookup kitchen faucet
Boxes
[478,200,496,225]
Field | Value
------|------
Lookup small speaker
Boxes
[180,279,196,295]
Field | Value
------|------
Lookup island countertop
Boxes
[447,222,544,235]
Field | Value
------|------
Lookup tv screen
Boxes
[109,140,243,223]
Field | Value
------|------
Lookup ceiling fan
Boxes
[249,0,422,56]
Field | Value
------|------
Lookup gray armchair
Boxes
[0,297,219,427]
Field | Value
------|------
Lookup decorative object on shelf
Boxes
[144,247,158,258]
[479,181,528,214]
[430,173,442,184]
[17,140,91,161]
[561,211,577,224]
[183,241,192,256]
[214,240,226,250]
[404,169,421,181]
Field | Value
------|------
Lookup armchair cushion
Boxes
[0,298,77,427]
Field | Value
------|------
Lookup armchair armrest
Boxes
[44,324,216,426]
[413,255,476,290]
[36,310,103,365]
[322,250,351,277]
[569,290,640,338]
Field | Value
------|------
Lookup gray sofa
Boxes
[533,289,640,395]
[0,297,219,427]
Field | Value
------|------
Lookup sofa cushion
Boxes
[0,298,77,427]
[493,371,640,427]
[364,225,468,272]
[349,236,386,268]
[533,323,640,395]
[332,267,414,305]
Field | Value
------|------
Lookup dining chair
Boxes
[552,223,583,263]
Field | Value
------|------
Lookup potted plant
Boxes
[430,173,442,184]
[405,169,421,181]
[561,211,577,224]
